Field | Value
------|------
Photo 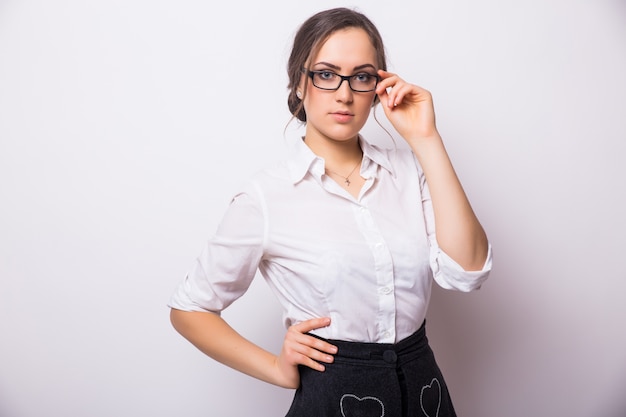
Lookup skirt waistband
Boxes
[311,320,428,364]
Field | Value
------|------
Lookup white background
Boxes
[1,1,625,416]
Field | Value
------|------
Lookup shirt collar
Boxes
[287,135,396,184]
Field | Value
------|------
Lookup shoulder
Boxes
[248,159,292,187]
[232,159,293,199]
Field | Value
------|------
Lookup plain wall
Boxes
[1,1,625,416]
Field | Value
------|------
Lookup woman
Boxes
[169,7,492,417]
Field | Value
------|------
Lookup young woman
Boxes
[169,7,492,417]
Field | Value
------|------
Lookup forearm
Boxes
[375,71,489,270]
[408,133,489,271]
[169,309,292,388]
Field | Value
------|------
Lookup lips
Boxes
[331,110,354,122]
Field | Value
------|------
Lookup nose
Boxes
[335,78,353,103]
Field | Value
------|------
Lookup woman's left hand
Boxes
[375,70,439,141]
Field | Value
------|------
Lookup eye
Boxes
[317,71,337,81]
[353,73,375,83]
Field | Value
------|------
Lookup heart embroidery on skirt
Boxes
[340,394,385,417]
[420,378,442,417]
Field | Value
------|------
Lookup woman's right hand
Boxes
[274,317,337,389]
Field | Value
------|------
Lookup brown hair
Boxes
[286,7,387,123]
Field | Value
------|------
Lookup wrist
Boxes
[405,132,445,156]
[272,355,301,389]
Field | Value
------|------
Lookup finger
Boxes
[375,72,409,108]
[279,345,329,372]
[378,85,404,109]
[376,70,401,91]
[292,317,332,333]
[377,69,395,81]
[286,327,338,355]
[281,337,335,371]
[296,352,329,372]
[292,342,336,364]
[388,83,414,108]
[387,83,428,110]
[298,333,338,355]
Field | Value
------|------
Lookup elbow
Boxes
[461,243,490,272]
[459,234,490,271]
[170,308,186,335]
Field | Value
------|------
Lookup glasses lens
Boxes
[312,71,339,90]
[349,73,378,92]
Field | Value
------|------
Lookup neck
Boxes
[303,134,363,169]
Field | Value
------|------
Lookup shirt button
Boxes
[382,331,391,339]
[378,286,392,295]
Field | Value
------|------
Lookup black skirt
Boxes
[285,321,457,417]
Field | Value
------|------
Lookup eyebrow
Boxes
[312,61,377,72]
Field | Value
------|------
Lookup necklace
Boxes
[325,160,361,186]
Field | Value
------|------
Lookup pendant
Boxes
[345,178,350,186]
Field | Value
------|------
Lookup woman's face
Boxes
[301,28,378,144]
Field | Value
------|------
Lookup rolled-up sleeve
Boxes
[168,184,266,313]
[429,244,492,292]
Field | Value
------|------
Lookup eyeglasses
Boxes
[305,69,380,92]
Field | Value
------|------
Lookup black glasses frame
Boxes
[304,69,380,93]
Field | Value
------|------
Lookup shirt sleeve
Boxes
[416,154,493,292]
[168,183,266,313]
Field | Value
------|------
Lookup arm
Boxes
[376,70,489,271]
[170,309,337,389]
[169,189,337,388]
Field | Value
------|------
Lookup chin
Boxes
[328,132,360,142]
[327,126,364,142]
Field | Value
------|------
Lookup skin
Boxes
[299,28,376,196]
[171,27,489,390]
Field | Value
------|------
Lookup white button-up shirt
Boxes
[169,137,492,343]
